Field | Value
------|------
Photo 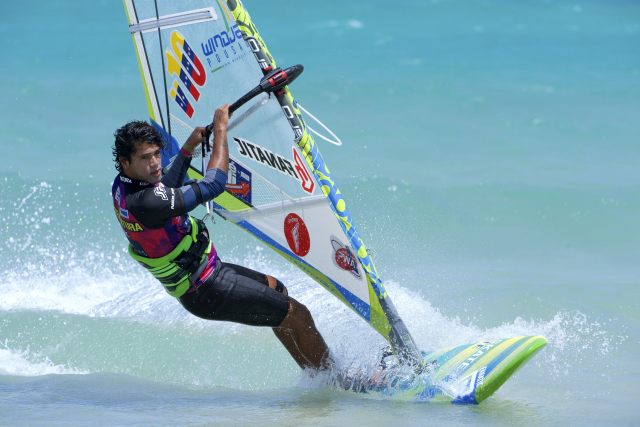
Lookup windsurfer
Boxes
[111,104,333,372]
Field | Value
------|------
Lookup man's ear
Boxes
[119,156,130,169]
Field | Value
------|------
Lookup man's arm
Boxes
[176,104,230,173]
[161,121,211,187]
[128,106,231,227]
[207,105,230,174]
[128,171,227,228]
[180,105,230,210]
[160,148,192,188]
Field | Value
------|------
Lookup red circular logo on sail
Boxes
[331,236,361,279]
[283,213,310,257]
[335,248,353,270]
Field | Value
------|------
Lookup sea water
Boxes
[1,0,638,425]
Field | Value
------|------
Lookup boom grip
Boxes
[204,64,304,137]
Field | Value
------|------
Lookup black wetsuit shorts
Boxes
[179,261,290,327]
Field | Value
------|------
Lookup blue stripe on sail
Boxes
[151,119,180,168]
[232,218,371,321]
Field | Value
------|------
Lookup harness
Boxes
[128,217,211,298]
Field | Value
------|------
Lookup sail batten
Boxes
[129,8,217,33]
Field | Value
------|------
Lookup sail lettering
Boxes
[293,148,315,194]
[236,138,249,156]
[201,24,243,56]
[233,137,301,181]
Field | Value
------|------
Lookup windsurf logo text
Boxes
[201,24,245,69]
[165,31,206,118]
[234,137,315,194]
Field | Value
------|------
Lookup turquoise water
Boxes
[1,0,639,425]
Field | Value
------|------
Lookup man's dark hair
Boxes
[112,121,165,172]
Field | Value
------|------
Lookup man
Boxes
[111,105,333,372]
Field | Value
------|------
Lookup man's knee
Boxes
[279,297,313,328]
[288,297,313,322]
[266,275,288,296]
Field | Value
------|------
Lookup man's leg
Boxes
[180,264,333,372]
[273,298,333,371]
[266,276,333,371]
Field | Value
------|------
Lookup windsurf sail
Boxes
[123,0,420,361]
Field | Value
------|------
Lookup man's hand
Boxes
[213,104,231,135]
[206,104,231,174]
[182,105,231,155]
[183,127,206,154]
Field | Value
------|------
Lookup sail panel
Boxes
[124,0,399,342]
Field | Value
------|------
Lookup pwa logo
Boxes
[330,236,361,279]
[165,31,206,118]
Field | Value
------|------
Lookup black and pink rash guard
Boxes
[112,148,227,286]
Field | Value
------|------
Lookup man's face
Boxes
[120,142,162,184]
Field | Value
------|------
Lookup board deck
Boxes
[362,335,547,404]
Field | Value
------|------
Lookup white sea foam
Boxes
[1,262,143,316]
[1,246,621,376]
[385,282,625,381]
[0,347,87,376]
[0,178,624,382]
